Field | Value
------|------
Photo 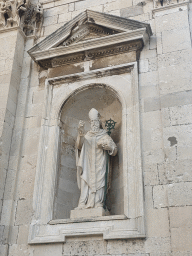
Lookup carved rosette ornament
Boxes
[0,0,43,36]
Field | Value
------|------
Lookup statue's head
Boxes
[89,108,100,131]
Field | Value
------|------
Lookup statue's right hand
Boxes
[78,120,85,127]
[78,120,85,135]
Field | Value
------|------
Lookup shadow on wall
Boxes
[53,84,124,219]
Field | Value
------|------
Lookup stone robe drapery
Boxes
[76,129,117,194]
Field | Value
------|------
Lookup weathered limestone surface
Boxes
[70,207,109,219]
[0,0,192,255]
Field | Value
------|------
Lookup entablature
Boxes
[28,10,152,68]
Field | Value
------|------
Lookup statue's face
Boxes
[90,120,100,131]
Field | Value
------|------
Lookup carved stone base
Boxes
[70,207,110,219]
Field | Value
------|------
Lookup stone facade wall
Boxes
[0,0,192,255]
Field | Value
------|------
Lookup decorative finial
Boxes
[105,118,116,136]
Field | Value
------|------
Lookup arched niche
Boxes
[53,84,123,219]
[29,63,145,243]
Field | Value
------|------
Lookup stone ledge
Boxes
[152,1,189,17]
[70,207,110,219]
[49,214,127,225]
[47,63,134,85]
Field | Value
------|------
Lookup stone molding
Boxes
[152,1,189,16]
[61,23,119,47]
[0,25,23,36]
[48,63,134,85]
[49,214,127,225]
[28,62,145,244]
[41,0,81,8]
[28,10,152,68]
[36,31,144,68]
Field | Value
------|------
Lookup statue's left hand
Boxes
[102,143,112,151]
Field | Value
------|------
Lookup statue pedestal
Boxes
[70,207,109,219]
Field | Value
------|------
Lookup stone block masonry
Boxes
[0,0,192,255]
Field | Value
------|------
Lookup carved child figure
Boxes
[0,0,20,27]
[75,108,117,209]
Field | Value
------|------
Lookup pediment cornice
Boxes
[28,10,152,68]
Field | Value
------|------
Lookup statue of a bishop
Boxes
[75,108,117,209]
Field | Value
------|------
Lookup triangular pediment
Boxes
[28,10,152,68]
[58,23,120,47]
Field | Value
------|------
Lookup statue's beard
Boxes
[91,125,100,132]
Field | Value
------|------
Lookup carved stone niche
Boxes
[28,10,152,244]
[55,85,122,219]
